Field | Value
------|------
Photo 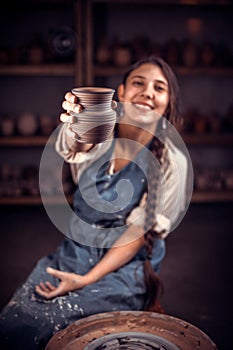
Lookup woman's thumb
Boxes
[46,267,63,278]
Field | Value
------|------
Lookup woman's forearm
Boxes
[83,225,145,286]
[35,226,145,299]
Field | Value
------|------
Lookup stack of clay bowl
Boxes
[46,311,217,350]
[70,87,116,144]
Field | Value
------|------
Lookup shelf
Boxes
[175,67,233,77]
[94,65,233,77]
[181,133,233,146]
[91,0,233,7]
[1,0,73,11]
[0,136,56,147]
[4,64,231,78]
[1,133,232,147]
[0,192,232,205]
[191,191,233,203]
[0,64,75,77]
[0,195,73,206]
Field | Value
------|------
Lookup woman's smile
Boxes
[133,102,155,111]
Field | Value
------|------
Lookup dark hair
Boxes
[122,56,180,310]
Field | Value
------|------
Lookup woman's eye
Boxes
[133,81,143,86]
[155,85,165,92]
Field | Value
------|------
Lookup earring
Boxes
[117,103,124,119]
[162,118,167,130]
[120,104,124,118]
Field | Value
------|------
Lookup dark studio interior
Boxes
[0,1,233,349]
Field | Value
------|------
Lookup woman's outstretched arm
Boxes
[35,225,145,299]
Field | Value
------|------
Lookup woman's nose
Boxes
[141,84,154,99]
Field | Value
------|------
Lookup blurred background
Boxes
[0,1,232,349]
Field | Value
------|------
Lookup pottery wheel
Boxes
[46,311,217,350]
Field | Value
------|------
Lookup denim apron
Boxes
[0,141,165,350]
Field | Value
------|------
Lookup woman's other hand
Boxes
[35,267,87,299]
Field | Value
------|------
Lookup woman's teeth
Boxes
[134,104,152,111]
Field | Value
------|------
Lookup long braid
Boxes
[121,55,180,310]
[143,136,169,310]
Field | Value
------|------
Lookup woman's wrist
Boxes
[70,273,92,290]
[65,123,94,153]
[82,271,99,286]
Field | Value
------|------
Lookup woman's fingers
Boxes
[35,285,45,295]
[35,278,64,298]
[35,281,55,297]
[65,91,77,103]
[112,100,117,109]
[38,282,50,292]
[62,100,82,113]
[60,98,83,125]
[35,284,61,299]
[35,268,73,299]
[60,112,74,123]
[62,92,82,113]
[45,281,56,291]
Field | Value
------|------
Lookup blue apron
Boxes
[0,141,165,350]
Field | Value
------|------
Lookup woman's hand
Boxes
[35,267,87,299]
[59,91,85,147]
[59,90,117,149]
[60,92,117,124]
[60,91,83,124]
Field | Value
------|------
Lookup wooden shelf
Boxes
[0,135,58,147]
[6,64,232,78]
[0,192,232,205]
[175,66,233,77]
[91,0,232,7]
[191,191,233,203]
[181,133,233,146]
[1,133,232,147]
[94,65,233,78]
[1,0,73,10]
[0,64,75,77]
[0,195,73,206]
[94,66,128,77]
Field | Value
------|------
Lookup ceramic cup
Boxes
[70,87,116,143]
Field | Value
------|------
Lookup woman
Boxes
[0,56,190,349]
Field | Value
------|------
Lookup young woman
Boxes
[0,56,190,349]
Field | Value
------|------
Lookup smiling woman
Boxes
[118,62,170,127]
[0,56,192,350]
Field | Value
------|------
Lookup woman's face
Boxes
[118,63,170,127]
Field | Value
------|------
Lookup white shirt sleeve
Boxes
[55,123,112,183]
